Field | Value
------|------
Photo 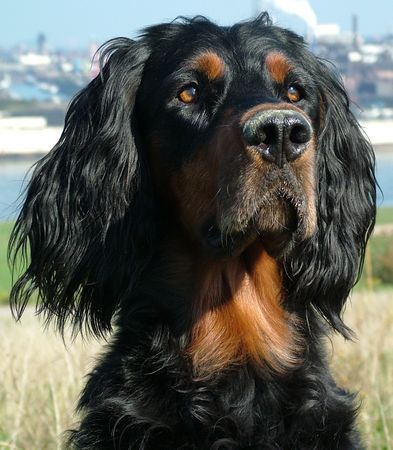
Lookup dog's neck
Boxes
[144,226,302,378]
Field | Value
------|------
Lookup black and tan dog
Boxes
[10,14,376,449]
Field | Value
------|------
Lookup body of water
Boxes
[0,152,392,222]
[0,158,35,221]
[10,82,67,103]
[376,152,393,207]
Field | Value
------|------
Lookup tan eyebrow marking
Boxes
[265,52,292,84]
[193,51,226,80]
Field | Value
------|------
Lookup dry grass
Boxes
[331,290,393,450]
[0,290,392,450]
[0,310,100,450]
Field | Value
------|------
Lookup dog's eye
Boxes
[178,83,199,104]
[287,85,302,103]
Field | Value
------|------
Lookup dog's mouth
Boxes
[258,188,308,235]
[202,189,307,258]
[253,191,305,256]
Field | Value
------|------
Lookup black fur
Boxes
[9,14,376,449]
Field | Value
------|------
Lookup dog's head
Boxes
[141,25,318,258]
[10,15,376,339]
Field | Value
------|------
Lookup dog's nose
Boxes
[242,110,312,166]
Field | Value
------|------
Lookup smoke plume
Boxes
[263,0,318,32]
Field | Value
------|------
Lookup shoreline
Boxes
[373,143,393,153]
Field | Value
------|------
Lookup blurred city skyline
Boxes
[1,0,393,218]
[1,0,393,49]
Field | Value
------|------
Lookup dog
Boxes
[9,14,376,449]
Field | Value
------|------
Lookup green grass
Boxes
[0,222,13,304]
[357,234,392,291]
[376,207,393,225]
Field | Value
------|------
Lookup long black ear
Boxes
[9,38,153,336]
[286,59,376,337]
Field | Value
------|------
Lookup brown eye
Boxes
[287,85,302,102]
[178,83,199,104]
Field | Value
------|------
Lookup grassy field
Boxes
[0,210,392,449]
[0,291,392,449]
[332,291,393,449]
[376,207,393,225]
[0,222,13,304]
[0,309,100,449]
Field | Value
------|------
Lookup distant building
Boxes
[314,24,351,46]
[37,33,48,54]
[19,52,52,67]
[375,70,393,100]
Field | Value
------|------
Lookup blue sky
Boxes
[1,0,392,49]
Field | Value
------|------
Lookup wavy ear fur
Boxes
[9,38,153,336]
[286,59,376,337]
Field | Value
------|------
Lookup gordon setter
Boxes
[9,14,376,450]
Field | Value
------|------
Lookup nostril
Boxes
[261,125,277,145]
[243,119,280,147]
[289,124,311,145]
